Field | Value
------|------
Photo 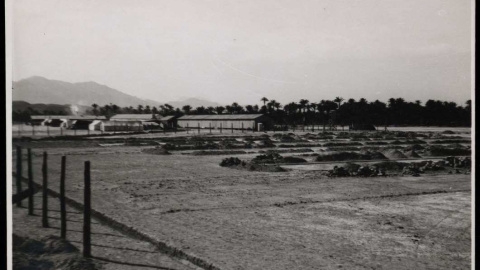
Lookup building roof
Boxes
[31,115,107,120]
[178,114,265,120]
[102,120,143,126]
[160,115,176,121]
[110,114,161,120]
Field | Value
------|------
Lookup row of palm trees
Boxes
[87,97,471,127]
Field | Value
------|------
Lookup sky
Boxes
[12,0,473,106]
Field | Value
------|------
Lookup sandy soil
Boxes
[12,127,471,270]
[12,187,201,270]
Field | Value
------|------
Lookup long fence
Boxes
[12,146,221,269]
[13,146,92,257]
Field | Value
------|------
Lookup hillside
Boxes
[12,76,162,107]
[12,101,92,115]
[167,97,222,108]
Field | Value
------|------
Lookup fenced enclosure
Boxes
[12,123,360,140]
[13,146,93,258]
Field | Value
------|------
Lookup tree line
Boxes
[13,97,471,127]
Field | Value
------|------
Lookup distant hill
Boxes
[12,76,162,107]
[167,98,222,108]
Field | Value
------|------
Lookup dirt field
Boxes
[12,127,471,270]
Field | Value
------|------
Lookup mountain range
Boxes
[12,76,220,109]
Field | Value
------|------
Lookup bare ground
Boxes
[12,128,471,270]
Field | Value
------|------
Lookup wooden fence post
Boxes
[60,156,67,239]
[16,146,22,207]
[28,148,33,215]
[32,125,35,136]
[83,161,91,257]
[187,123,189,134]
[231,123,233,133]
[209,123,212,134]
[42,152,49,228]
[220,123,222,133]
[198,123,200,134]
[241,123,244,133]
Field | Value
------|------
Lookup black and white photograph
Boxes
[6,0,474,269]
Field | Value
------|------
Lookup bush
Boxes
[220,157,244,167]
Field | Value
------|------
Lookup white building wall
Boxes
[178,120,256,129]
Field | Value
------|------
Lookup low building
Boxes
[110,114,161,122]
[97,120,144,132]
[30,115,106,129]
[160,115,177,129]
[177,114,272,131]
[110,114,163,130]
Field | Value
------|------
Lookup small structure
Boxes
[30,115,107,129]
[88,120,103,131]
[177,114,272,130]
[160,115,177,129]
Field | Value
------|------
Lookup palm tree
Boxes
[225,105,234,114]
[334,97,344,109]
[111,104,120,114]
[299,99,309,114]
[267,100,276,113]
[91,103,99,116]
[273,101,281,111]
[245,105,255,113]
[164,104,174,115]
[231,102,244,114]
[144,105,151,114]
[215,106,225,114]
[195,106,207,114]
[261,97,269,106]
[206,106,215,114]
[182,105,192,115]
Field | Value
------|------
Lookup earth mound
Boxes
[327,164,382,177]
[191,150,247,156]
[141,146,171,155]
[252,153,307,164]
[372,161,408,171]
[403,150,421,158]
[316,151,386,162]
[404,144,425,151]
[423,146,471,156]
[220,156,287,172]
[382,149,407,159]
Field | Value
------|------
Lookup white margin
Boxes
[471,0,476,269]
[6,0,13,269]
